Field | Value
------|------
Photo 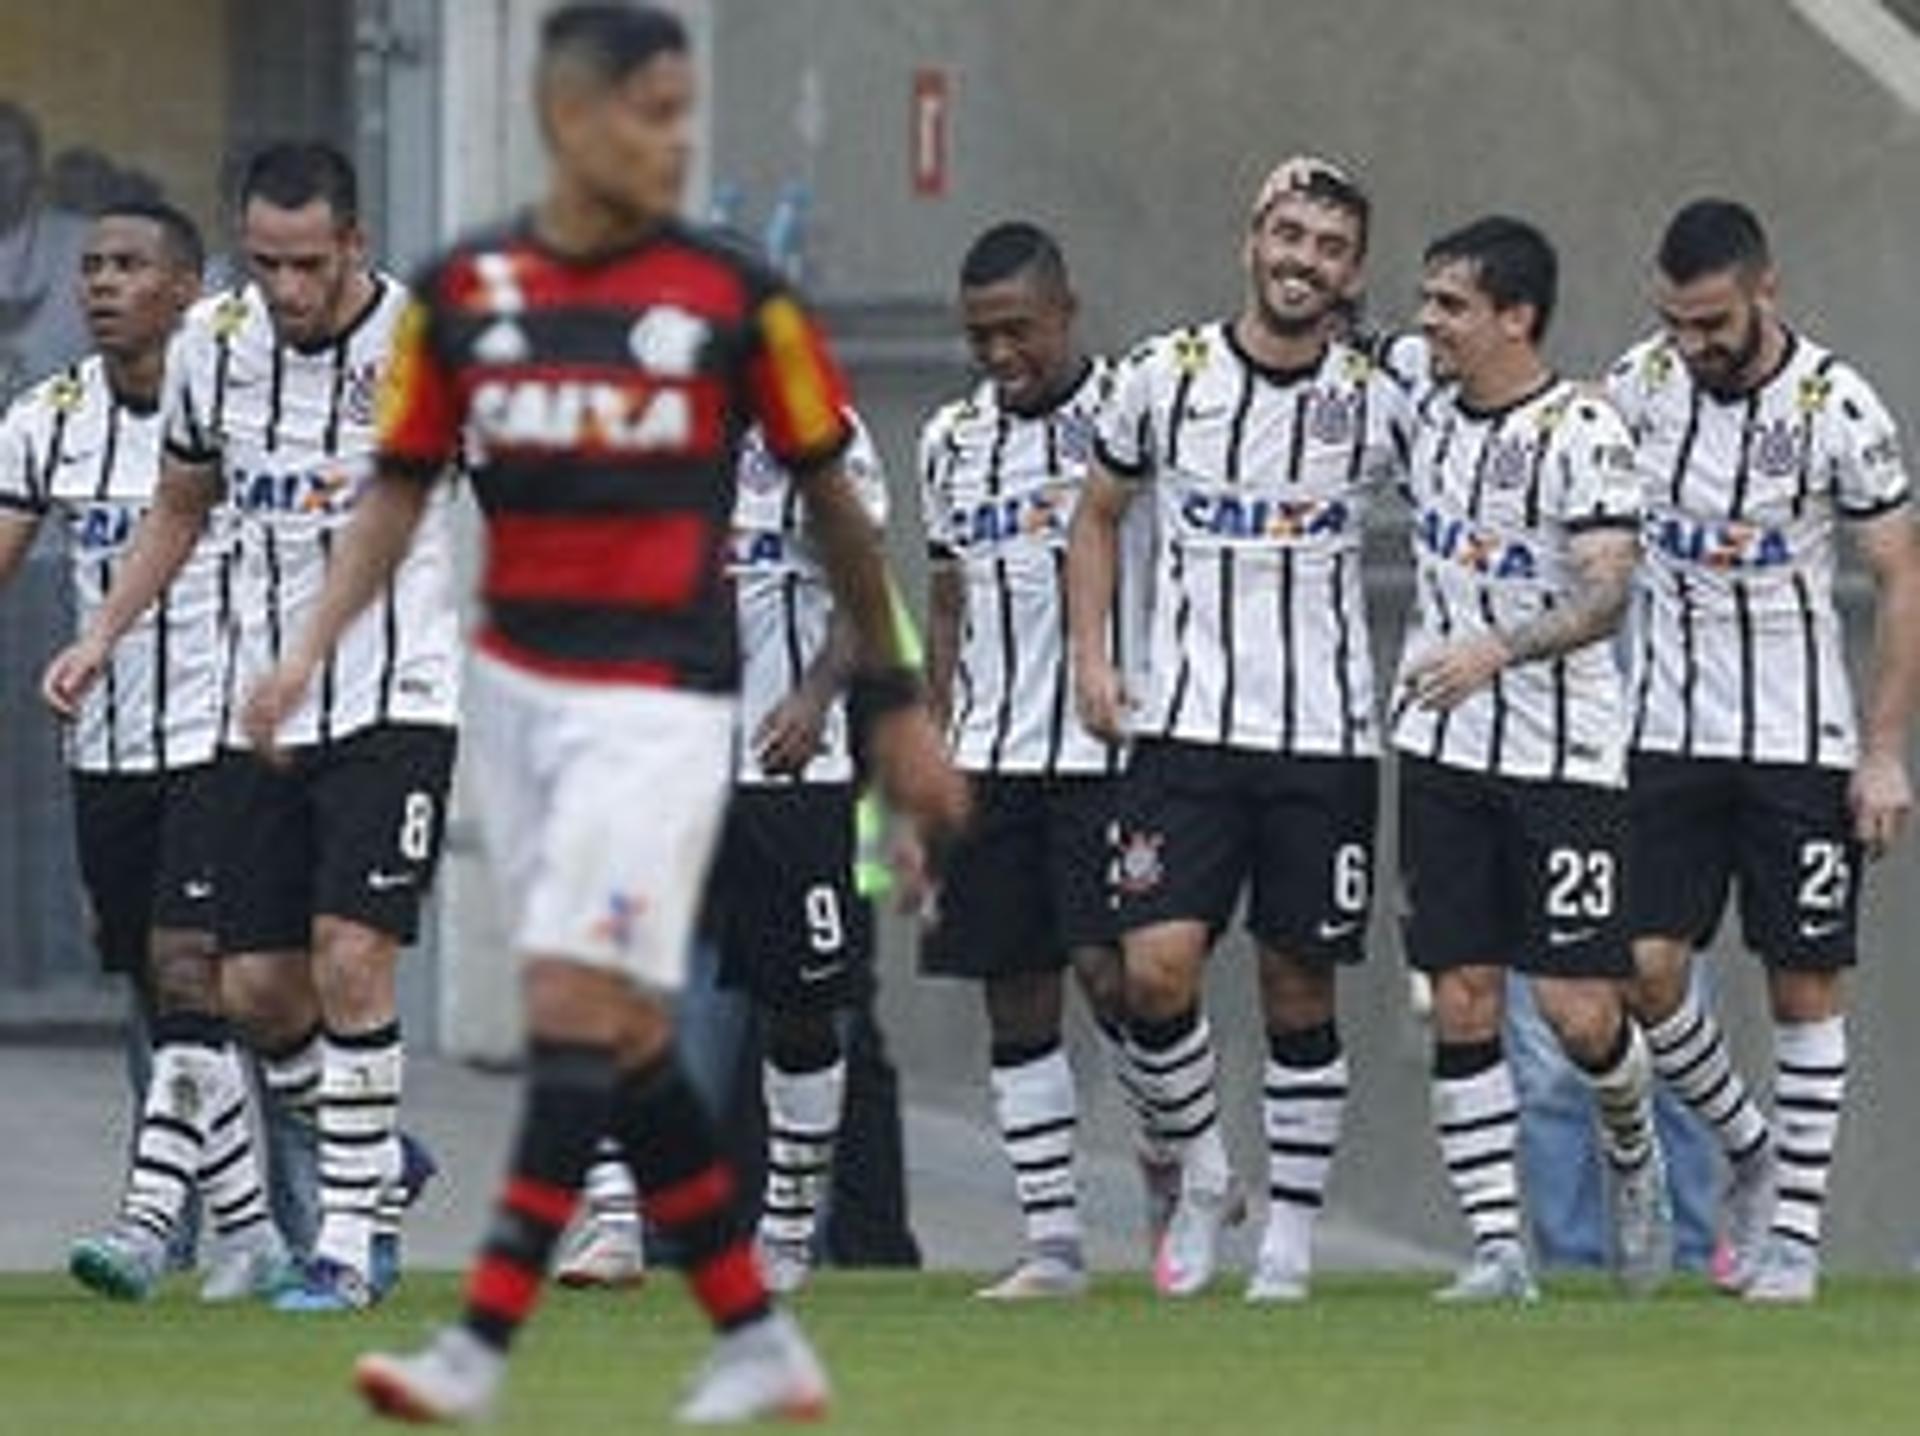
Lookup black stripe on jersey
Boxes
[317,529,337,745]
[1791,355,1837,519]
[1162,544,1194,739]
[264,528,284,660]
[92,402,121,501]
[211,330,233,435]
[1276,388,1311,751]
[1521,426,1552,531]
[40,385,73,496]
[99,560,121,773]
[778,483,805,749]
[1046,547,1070,772]
[1424,570,1455,761]
[377,580,399,721]
[1793,572,1820,764]
[1676,571,1698,756]
[1465,420,1499,521]
[1216,370,1256,745]
[1477,589,1508,773]
[985,415,1017,772]
[152,588,170,770]
[1537,591,1569,780]
[216,548,239,747]
[1727,391,1760,520]
[1331,551,1356,757]
[1734,579,1756,761]
[1105,552,1125,777]
[322,337,351,455]
[1667,390,1703,508]
[1163,332,1201,471]
[1628,588,1656,751]
[263,342,287,454]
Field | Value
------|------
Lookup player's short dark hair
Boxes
[959,221,1071,300]
[97,198,205,277]
[541,3,689,83]
[1424,214,1558,341]
[1251,156,1372,256]
[238,141,358,225]
[1657,198,1770,285]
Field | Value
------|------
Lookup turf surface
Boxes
[2,1270,1916,1433]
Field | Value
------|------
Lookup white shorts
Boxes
[467,651,735,989]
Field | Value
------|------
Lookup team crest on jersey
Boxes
[1054,407,1096,466]
[1485,436,1536,490]
[1307,387,1360,445]
[1749,416,1806,478]
[736,432,785,494]
[629,306,710,377]
[1416,506,1538,580]
[1649,514,1793,571]
[1109,825,1164,898]
[341,362,382,427]
[167,1070,200,1123]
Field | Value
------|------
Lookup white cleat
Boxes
[674,1310,830,1425]
[1154,1184,1231,1298]
[1743,1236,1819,1305]
[974,1248,1089,1301]
[1713,1144,1777,1294]
[199,1226,297,1303]
[757,1236,813,1297]
[1610,1144,1674,1297]
[1433,1241,1539,1305]
[1244,1246,1310,1305]
[355,1325,504,1425]
[555,1216,647,1290]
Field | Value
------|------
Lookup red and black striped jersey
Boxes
[379,217,853,691]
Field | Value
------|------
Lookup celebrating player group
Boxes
[1,1,1913,1428]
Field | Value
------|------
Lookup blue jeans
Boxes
[1506,973,1718,1270]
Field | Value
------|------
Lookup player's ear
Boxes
[1751,264,1781,316]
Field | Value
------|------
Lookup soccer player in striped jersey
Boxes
[45,143,460,1312]
[916,222,1169,1298]
[1607,200,1920,1303]
[555,413,892,1294]
[1070,157,1411,1301]
[243,7,963,1423]
[2,201,288,1303]
[1393,216,1669,1303]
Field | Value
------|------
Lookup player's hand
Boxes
[1074,655,1128,743]
[1404,634,1511,712]
[41,633,111,720]
[1850,749,1913,859]
[755,689,829,775]
[886,824,938,917]
[868,704,970,837]
[241,660,317,767]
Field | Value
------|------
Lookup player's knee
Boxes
[221,951,317,1049]
[1069,945,1127,1027]
[1429,968,1502,1044]
[1535,985,1622,1066]
[984,969,1063,1046]
[147,926,219,1014]
[1626,938,1691,1023]
[311,915,398,1024]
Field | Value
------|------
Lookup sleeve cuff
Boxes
[1837,491,1911,521]
[1093,435,1146,479]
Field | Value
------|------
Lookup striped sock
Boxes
[1097,1017,1174,1167]
[1262,1025,1347,1265]
[1645,984,1768,1163]
[1771,1016,1847,1253]
[312,1023,403,1277]
[461,1042,618,1352]
[1432,1040,1522,1251]
[1127,1008,1229,1194]
[760,1059,844,1252]
[1579,1018,1656,1172]
[197,1044,273,1242]
[614,1054,769,1333]
[260,1026,323,1126]
[121,1013,227,1246]
[990,1042,1080,1254]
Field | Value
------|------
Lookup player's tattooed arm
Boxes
[1502,526,1638,663]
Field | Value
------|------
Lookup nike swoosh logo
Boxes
[1316,918,1360,941]
[1547,927,1599,947]
[367,870,416,891]
[797,962,844,984]
[182,880,213,901]
[1799,919,1844,940]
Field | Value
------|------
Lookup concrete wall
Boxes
[707,0,1920,1270]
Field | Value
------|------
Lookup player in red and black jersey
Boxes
[242,5,964,1424]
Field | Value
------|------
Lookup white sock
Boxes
[1646,985,1768,1163]
[197,1045,274,1246]
[121,1037,221,1245]
[1098,1018,1174,1167]
[1583,1019,1656,1172]
[1127,1011,1228,1194]
[989,1047,1080,1253]
[312,1026,403,1276]
[760,1059,845,1250]
[1771,1015,1847,1253]
[1262,1052,1347,1264]
[1433,1052,1522,1251]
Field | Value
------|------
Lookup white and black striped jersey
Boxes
[161,281,461,749]
[1094,324,1410,756]
[921,359,1139,775]
[1391,377,1641,787]
[0,356,227,774]
[728,412,887,786]
[1606,333,1911,769]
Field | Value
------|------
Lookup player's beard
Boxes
[1689,306,1766,398]
[1253,269,1337,340]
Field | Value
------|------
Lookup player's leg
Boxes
[1242,757,1375,1303]
[1624,755,1767,1287]
[1399,758,1534,1304]
[1736,764,1861,1304]
[1522,780,1668,1295]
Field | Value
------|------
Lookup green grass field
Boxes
[2,1270,1916,1434]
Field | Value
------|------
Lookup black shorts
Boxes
[211,723,456,953]
[1628,754,1861,969]
[1110,741,1377,963]
[1398,755,1630,979]
[70,765,218,973]
[704,784,870,1013]
[920,774,1121,980]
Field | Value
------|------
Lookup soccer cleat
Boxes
[199,1226,298,1303]
[1610,1144,1674,1296]
[368,1132,441,1300]
[274,1254,376,1313]
[355,1325,503,1424]
[974,1247,1089,1301]
[1154,1183,1233,1298]
[1139,1153,1181,1255]
[1713,1144,1777,1294]
[397,1130,439,1207]
[555,1216,648,1290]
[69,1226,168,1302]
[674,1310,830,1425]
[1244,1241,1310,1305]
[1432,1241,1539,1305]
[1743,1236,1819,1305]
[757,1236,813,1297]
